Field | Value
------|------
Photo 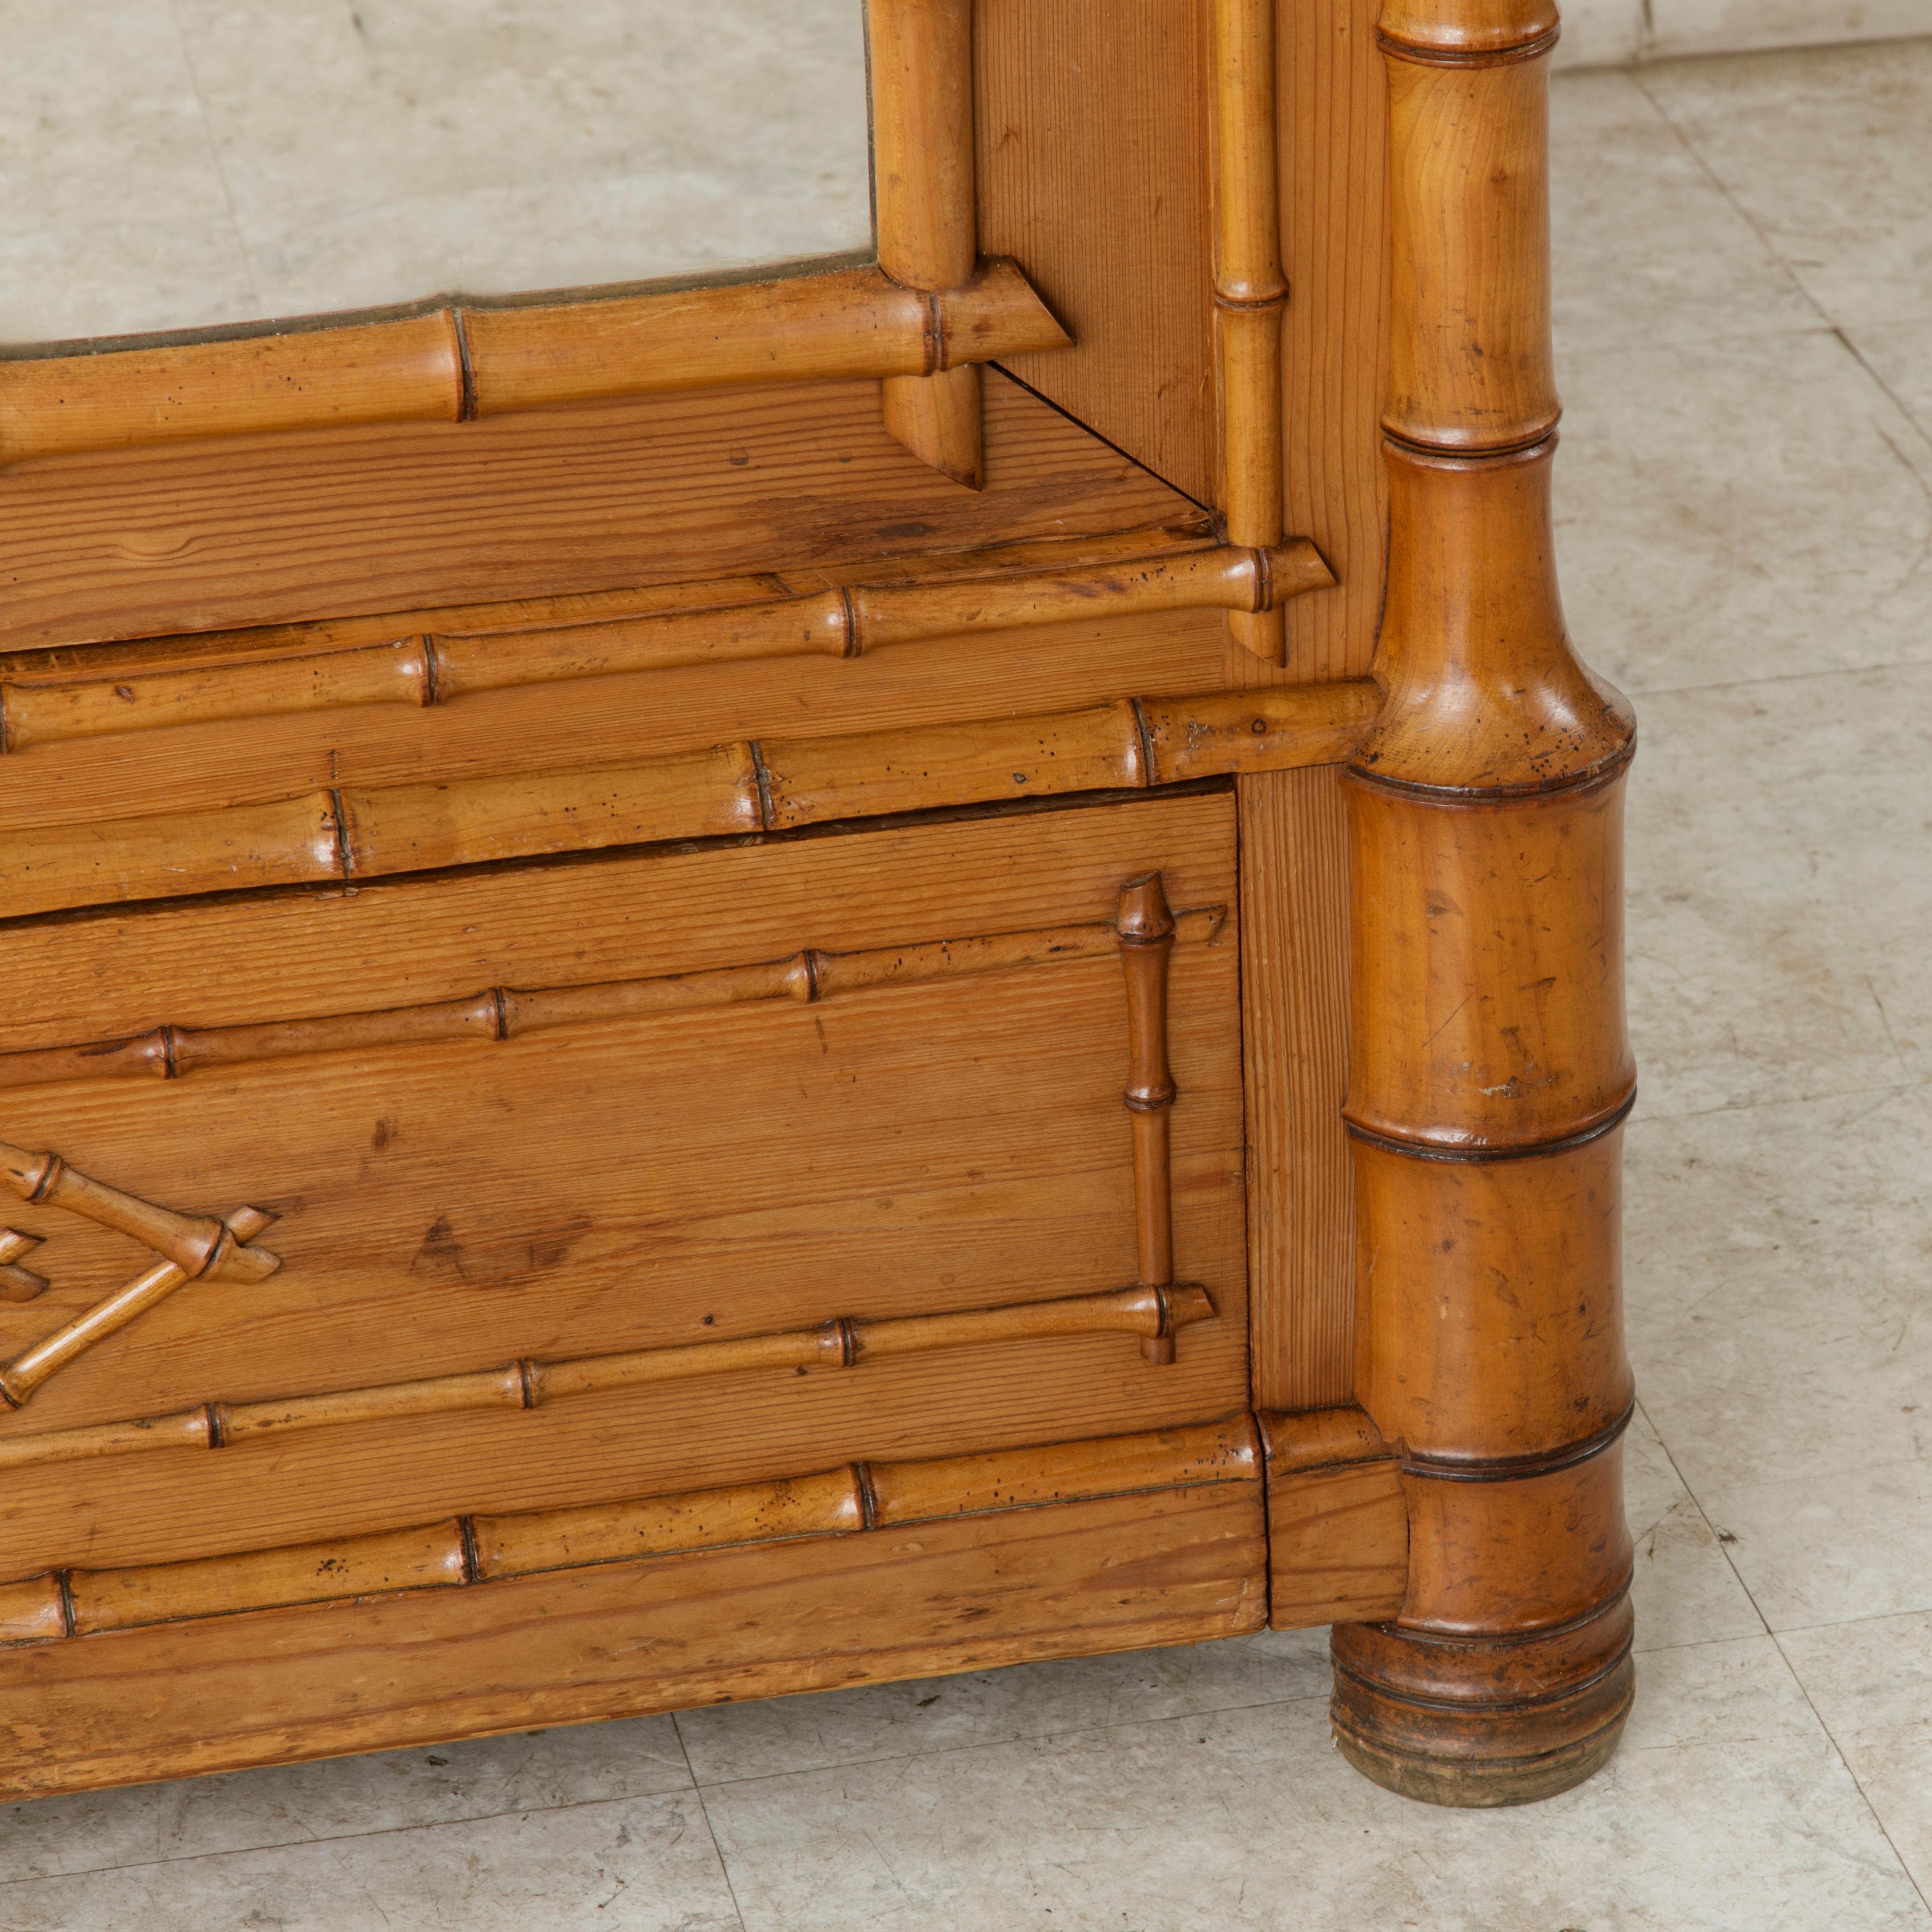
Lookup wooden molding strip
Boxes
[0,901,1225,1095]
[0,1282,1219,1478]
[0,680,1378,922]
[1259,1406,1411,1629]
[1116,874,1182,1364]
[0,540,1337,755]
[0,1415,1261,1645]
[0,260,1069,471]
[1212,0,1290,664]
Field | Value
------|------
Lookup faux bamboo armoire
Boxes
[0,0,1635,1808]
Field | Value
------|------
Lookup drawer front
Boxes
[0,790,1247,1578]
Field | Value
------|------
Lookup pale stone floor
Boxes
[3,33,1932,1932]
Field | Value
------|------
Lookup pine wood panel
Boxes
[1238,766,1354,1409]
[1278,0,1390,684]
[977,0,1217,505]
[0,794,1250,1574]
[0,1478,1265,1801]
[0,371,1188,656]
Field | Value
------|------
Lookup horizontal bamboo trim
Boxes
[0,541,1335,754]
[0,1415,1261,1644]
[0,262,1068,470]
[0,1282,1220,1477]
[0,899,1224,1094]
[0,680,1378,921]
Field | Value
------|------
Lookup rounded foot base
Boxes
[1331,1696,1630,1807]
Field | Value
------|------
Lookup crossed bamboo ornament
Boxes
[0,1140,279,1407]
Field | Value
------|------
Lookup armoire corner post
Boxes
[1328,0,1641,1804]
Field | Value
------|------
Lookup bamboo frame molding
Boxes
[1212,0,1290,664]
[0,1229,49,1305]
[0,1416,1261,1648]
[0,680,1377,922]
[0,264,1065,472]
[0,14,1033,486]
[0,899,1224,1095]
[0,1282,1218,1479]
[0,540,1336,756]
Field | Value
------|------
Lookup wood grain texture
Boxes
[0,795,1251,1578]
[869,0,987,487]
[0,1478,1266,1802]
[1258,1405,1408,1627]
[1238,767,1354,1411]
[1278,0,1391,685]
[0,313,464,468]
[0,370,1194,655]
[977,0,1217,504]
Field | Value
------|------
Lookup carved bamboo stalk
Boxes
[0,541,1334,753]
[868,0,987,488]
[0,1282,1219,1476]
[1331,0,1638,1807]
[0,1206,278,1409]
[0,680,1378,922]
[1212,0,1291,663]
[0,905,1226,1094]
[0,1229,47,1304]
[1115,874,1181,1364]
[0,1416,1261,1647]
[0,263,1068,470]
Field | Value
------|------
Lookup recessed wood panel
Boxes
[0,793,1249,1574]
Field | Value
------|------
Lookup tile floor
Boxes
[2,33,1931,1932]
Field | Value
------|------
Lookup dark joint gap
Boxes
[853,1462,881,1530]
[1380,422,1561,462]
[450,308,479,420]
[1127,697,1157,787]
[1345,1089,1636,1165]
[1360,1572,1634,1655]
[327,788,355,877]
[1250,544,1274,614]
[0,688,11,757]
[835,1317,859,1368]
[489,987,510,1041]
[457,1516,482,1584]
[802,950,823,1002]
[516,1359,538,1409]
[747,739,776,832]
[161,1025,181,1079]
[27,1155,61,1204]
[1344,734,1636,807]
[419,635,444,706]
[1125,1084,1178,1113]
[1212,285,1289,312]
[1399,1400,1635,1484]
[1376,24,1562,65]
[838,587,860,658]
[1333,1639,1633,1719]
[924,292,945,375]
[203,1402,226,1449]
[55,1570,76,1639]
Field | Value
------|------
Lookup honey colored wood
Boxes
[0,1284,1218,1477]
[1381,33,1558,454]
[0,1417,1258,1648]
[0,905,1224,1094]
[1330,0,1638,1808]
[1212,0,1289,663]
[869,0,986,487]
[0,796,1249,1582]
[1238,766,1355,1411]
[0,313,464,468]
[1258,1407,1408,1627]
[0,681,1369,921]
[0,1231,48,1306]
[1116,874,1181,1363]
[0,541,1333,756]
[0,371,1194,656]
[975,0,1217,504]
[1279,0,1390,685]
[0,1207,276,1410]
[0,1480,1264,1801]
[0,266,1068,474]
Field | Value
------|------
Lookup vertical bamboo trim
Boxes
[868,0,987,487]
[1117,873,1181,1364]
[1213,0,1290,662]
[1330,0,1637,1811]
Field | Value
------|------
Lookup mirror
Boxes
[2,1,873,347]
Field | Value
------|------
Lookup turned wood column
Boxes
[1330,0,1640,1805]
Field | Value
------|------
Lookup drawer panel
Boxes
[0,791,1246,1573]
